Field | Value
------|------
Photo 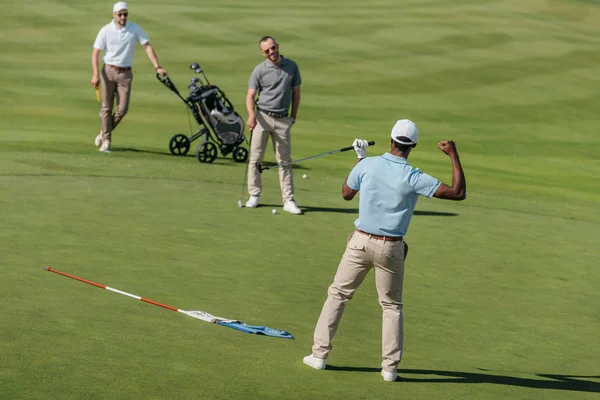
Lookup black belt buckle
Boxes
[260,109,287,118]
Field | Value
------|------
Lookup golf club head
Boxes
[189,62,203,73]
[255,162,266,173]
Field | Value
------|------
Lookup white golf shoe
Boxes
[245,195,260,208]
[99,139,111,153]
[381,369,398,382]
[303,354,326,370]
[283,200,303,215]
[95,131,103,147]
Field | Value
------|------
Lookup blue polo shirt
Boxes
[346,153,441,237]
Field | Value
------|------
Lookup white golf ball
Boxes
[302,174,307,179]
[272,209,277,214]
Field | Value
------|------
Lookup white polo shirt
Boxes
[93,20,149,67]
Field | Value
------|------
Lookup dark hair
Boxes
[259,36,276,45]
[392,137,416,152]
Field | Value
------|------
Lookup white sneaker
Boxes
[99,139,111,153]
[283,200,303,215]
[95,131,103,147]
[381,369,398,382]
[303,354,326,370]
[245,195,260,208]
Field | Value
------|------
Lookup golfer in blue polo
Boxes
[303,119,467,382]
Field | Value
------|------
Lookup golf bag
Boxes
[157,63,248,163]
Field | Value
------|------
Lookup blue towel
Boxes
[217,321,294,339]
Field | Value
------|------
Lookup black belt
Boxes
[258,108,288,118]
[106,64,132,71]
[356,229,403,242]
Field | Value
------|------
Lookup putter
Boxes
[44,266,293,339]
[256,140,375,173]
[238,129,253,207]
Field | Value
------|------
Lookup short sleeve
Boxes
[292,63,301,87]
[136,25,150,45]
[248,66,261,90]
[346,162,364,191]
[409,168,441,198]
[93,28,106,50]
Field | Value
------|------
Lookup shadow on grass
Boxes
[326,366,600,393]
[258,204,457,216]
[118,148,309,170]
[119,147,242,165]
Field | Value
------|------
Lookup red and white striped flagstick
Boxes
[45,266,188,315]
[44,266,294,338]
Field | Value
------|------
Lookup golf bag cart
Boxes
[157,63,248,163]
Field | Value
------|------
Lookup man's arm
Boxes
[433,140,466,200]
[341,139,369,200]
[91,48,101,88]
[246,88,258,130]
[342,158,362,200]
[143,43,167,75]
[290,85,301,121]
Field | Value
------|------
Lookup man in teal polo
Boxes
[303,119,467,382]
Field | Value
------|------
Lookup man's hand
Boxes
[352,139,369,159]
[438,140,458,157]
[90,75,100,88]
[247,115,257,130]
[156,67,167,76]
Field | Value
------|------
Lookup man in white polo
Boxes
[90,2,167,153]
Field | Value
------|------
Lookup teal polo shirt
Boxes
[346,153,441,237]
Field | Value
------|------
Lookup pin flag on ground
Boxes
[44,267,293,339]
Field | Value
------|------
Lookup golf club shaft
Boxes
[44,267,180,312]
[257,140,375,172]
[96,87,102,117]
[239,129,253,203]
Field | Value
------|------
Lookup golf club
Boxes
[44,266,293,339]
[95,87,101,117]
[256,140,375,173]
[238,129,253,207]
[189,62,210,85]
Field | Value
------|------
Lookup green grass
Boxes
[1,0,600,399]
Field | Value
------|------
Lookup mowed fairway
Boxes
[1,0,600,399]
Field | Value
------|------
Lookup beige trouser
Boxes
[312,231,407,372]
[100,65,133,142]
[247,112,295,203]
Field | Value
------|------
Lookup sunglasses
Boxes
[117,12,128,17]
[263,45,277,54]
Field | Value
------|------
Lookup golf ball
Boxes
[302,174,307,179]
[272,209,277,214]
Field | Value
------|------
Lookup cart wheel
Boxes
[196,142,217,163]
[232,147,249,163]
[169,134,190,156]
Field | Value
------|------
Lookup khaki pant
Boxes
[100,65,133,142]
[312,231,407,372]
[247,112,295,203]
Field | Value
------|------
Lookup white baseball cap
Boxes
[390,119,418,145]
[113,2,128,12]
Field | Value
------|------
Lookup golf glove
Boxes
[352,139,369,159]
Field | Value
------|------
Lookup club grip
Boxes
[341,140,375,152]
